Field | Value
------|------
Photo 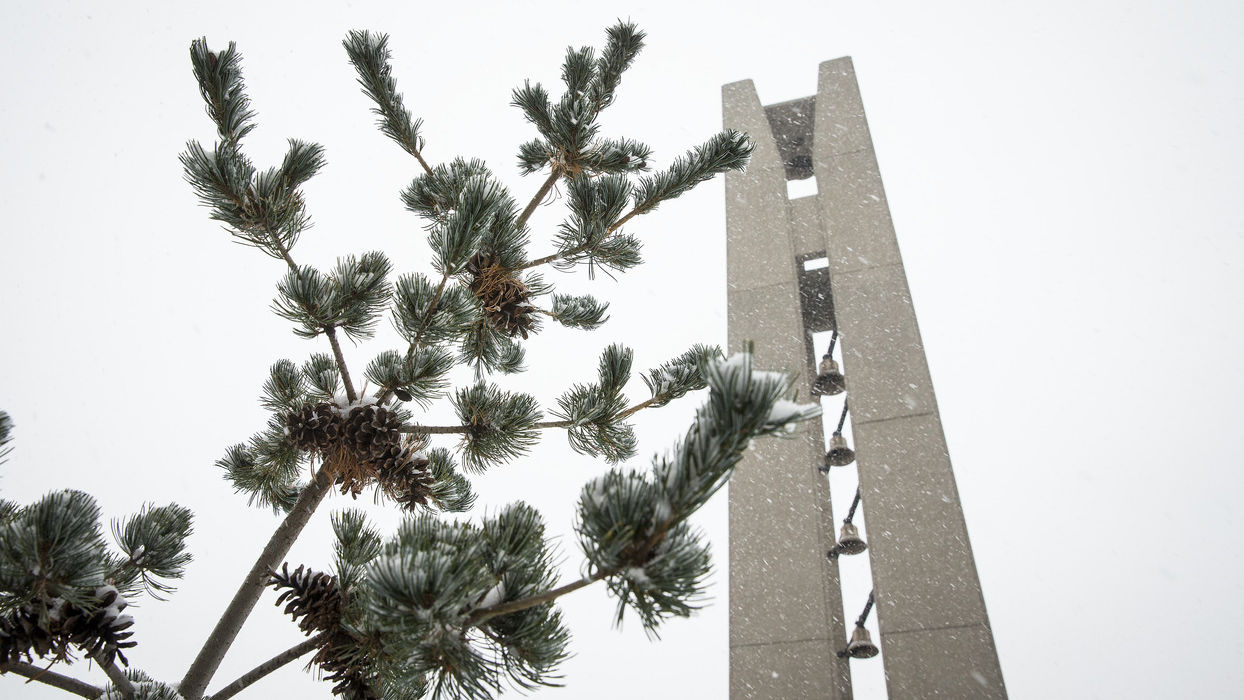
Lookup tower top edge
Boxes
[721,56,853,98]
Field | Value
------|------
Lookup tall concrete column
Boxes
[725,58,1007,699]
[724,81,853,700]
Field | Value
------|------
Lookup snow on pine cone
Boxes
[375,446,434,511]
[283,402,431,508]
[0,586,135,667]
[286,402,342,451]
[58,587,135,667]
[341,405,402,461]
[467,252,538,339]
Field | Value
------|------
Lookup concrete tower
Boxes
[724,59,1007,699]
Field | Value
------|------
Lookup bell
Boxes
[811,358,846,396]
[824,433,855,468]
[837,522,867,555]
[847,624,879,659]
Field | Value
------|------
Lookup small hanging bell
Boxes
[837,522,867,555]
[847,625,880,659]
[824,433,855,468]
[812,357,846,396]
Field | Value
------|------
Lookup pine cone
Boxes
[0,590,135,668]
[467,253,537,339]
[0,605,56,664]
[322,666,379,700]
[59,589,135,668]
[375,447,434,511]
[269,564,378,699]
[270,564,344,636]
[342,405,401,462]
[287,403,342,451]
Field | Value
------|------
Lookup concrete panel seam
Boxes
[820,146,873,161]
[884,621,991,637]
[831,261,906,279]
[730,635,833,650]
[853,410,936,428]
[726,279,801,295]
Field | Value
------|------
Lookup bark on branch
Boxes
[178,469,334,699]
[0,661,103,699]
[206,633,326,700]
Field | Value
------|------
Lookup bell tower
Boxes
[724,58,1007,699]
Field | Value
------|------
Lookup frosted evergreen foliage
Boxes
[0,411,12,467]
[103,669,183,700]
[0,22,803,700]
[553,344,638,463]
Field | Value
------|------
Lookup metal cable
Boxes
[844,488,862,524]
[855,590,875,628]
[835,399,849,435]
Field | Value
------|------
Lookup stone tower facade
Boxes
[724,58,1007,699]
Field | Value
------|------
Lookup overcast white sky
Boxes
[3,1,1244,698]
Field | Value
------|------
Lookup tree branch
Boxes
[264,227,299,273]
[401,396,664,435]
[323,326,358,403]
[0,661,102,699]
[518,206,641,271]
[467,568,617,627]
[412,150,435,178]
[469,488,689,628]
[95,656,134,699]
[260,223,359,410]
[205,633,327,700]
[179,468,334,700]
[378,272,451,405]
[516,170,560,230]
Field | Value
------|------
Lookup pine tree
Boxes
[0,23,820,700]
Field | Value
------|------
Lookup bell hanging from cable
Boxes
[812,356,846,397]
[838,591,880,659]
[812,330,846,397]
[846,625,880,659]
[824,432,855,468]
[837,521,868,555]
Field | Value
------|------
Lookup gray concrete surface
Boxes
[724,57,1006,699]
[725,77,853,700]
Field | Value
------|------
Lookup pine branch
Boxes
[377,271,450,405]
[183,40,326,264]
[266,243,360,406]
[517,206,636,270]
[467,568,616,628]
[189,39,256,146]
[464,499,681,648]
[205,633,327,700]
[323,327,358,403]
[343,30,433,176]
[0,411,12,468]
[401,396,664,435]
[518,130,753,271]
[97,656,135,699]
[178,469,334,700]
[0,661,103,699]
[516,171,560,230]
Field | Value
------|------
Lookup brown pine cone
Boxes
[0,590,135,668]
[269,563,344,636]
[60,588,136,667]
[375,447,434,511]
[467,253,537,339]
[342,405,401,462]
[286,402,342,451]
